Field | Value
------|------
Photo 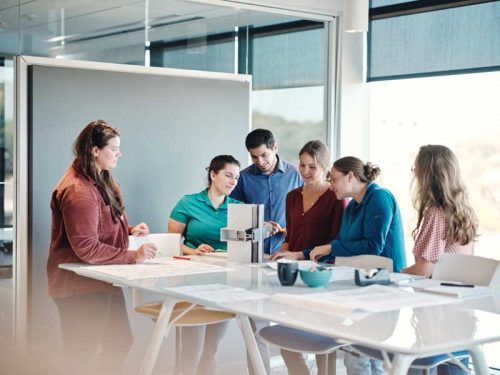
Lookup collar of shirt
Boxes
[197,188,229,211]
[248,155,286,176]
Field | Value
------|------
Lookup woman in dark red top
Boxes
[270,140,346,375]
[272,140,346,257]
[47,120,156,375]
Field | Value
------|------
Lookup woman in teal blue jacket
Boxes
[310,156,406,375]
[308,156,406,272]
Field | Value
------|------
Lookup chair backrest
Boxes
[334,255,394,272]
[432,253,500,286]
[128,233,182,256]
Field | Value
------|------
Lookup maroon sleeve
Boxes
[59,184,136,264]
[328,198,347,242]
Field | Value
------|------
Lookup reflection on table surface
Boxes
[62,259,500,358]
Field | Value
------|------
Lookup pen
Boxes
[172,256,191,261]
[440,282,474,288]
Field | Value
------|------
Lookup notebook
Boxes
[408,279,493,298]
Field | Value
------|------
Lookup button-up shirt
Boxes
[230,156,302,253]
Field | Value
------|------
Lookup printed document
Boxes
[407,278,493,298]
[84,259,231,280]
[271,284,456,317]
[164,284,268,303]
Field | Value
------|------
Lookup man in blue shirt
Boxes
[230,129,301,375]
[231,129,302,254]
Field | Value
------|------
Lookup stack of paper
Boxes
[271,284,455,318]
[84,259,231,280]
[408,279,493,298]
[164,284,268,304]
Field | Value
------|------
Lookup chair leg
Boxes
[174,327,182,375]
[316,354,328,375]
[329,351,337,375]
[318,352,337,375]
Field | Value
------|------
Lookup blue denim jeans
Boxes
[344,352,385,375]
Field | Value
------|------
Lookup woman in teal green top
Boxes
[168,155,241,255]
[167,155,241,375]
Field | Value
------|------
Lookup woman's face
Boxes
[93,136,122,171]
[299,152,324,185]
[329,166,350,199]
[210,163,240,196]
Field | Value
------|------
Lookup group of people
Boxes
[48,120,478,375]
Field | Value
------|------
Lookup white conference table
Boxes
[60,260,500,375]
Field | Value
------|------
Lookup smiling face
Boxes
[248,144,278,174]
[92,136,121,171]
[210,163,240,196]
[299,152,325,185]
[329,166,351,199]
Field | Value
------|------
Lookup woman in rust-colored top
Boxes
[47,120,157,375]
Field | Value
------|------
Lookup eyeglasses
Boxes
[325,171,346,184]
[324,171,331,182]
[411,166,415,174]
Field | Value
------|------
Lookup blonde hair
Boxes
[412,145,478,245]
[299,140,330,175]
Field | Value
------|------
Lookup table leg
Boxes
[139,297,178,375]
[237,315,267,375]
[388,354,416,375]
[469,345,490,375]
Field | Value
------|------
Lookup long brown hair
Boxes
[73,120,124,221]
[412,145,477,244]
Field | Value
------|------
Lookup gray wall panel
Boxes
[27,64,249,369]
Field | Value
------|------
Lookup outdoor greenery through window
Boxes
[369,71,500,261]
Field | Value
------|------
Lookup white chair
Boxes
[131,233,235,373]
[335,254,394,271]
[432,253,499,286]
[259,255,394,375]
[354,253,500,375]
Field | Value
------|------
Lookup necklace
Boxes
[302,183,329,212]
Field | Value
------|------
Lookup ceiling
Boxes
[0,0,307,58]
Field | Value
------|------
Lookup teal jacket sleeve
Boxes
[331,189,395,257]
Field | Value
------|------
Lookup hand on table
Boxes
[135,243,157,263]
[310,245,331,262]
[269,251,303,261]
[194,244,215,255]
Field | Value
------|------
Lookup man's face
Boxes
[248,144,278,174]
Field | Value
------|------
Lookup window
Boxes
[369,71,500,261]
[150,20,330,162]
[249,23,327,162]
